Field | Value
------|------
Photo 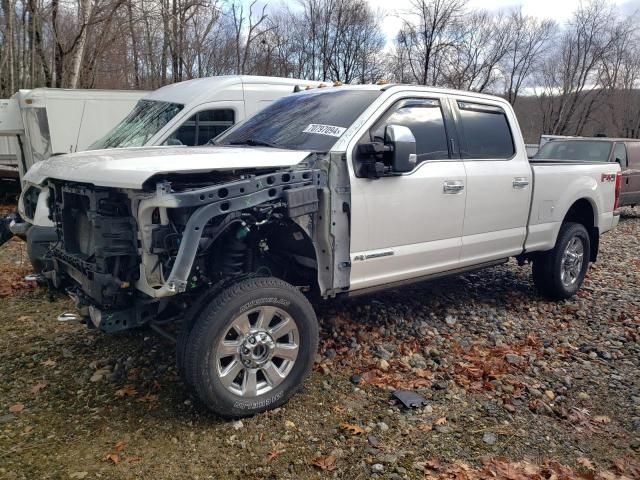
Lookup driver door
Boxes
[347,94,467,291]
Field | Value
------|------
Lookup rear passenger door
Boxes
[451,98,532,266]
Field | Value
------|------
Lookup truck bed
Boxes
[525,161,619,253]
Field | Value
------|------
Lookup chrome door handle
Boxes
[443,181,464,194]
[513,177,530,188]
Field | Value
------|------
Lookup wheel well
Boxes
[204,218,320,291]
[563,198,599,262]
[259,220,320,289]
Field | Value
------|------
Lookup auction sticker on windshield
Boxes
[303,124,346,137]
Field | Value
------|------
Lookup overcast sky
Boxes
[372,0,640,43]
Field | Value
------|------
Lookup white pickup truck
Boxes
[22,85,621,418]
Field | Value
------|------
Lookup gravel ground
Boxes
[0,208,639,479]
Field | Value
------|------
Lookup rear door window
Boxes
[166,109,235,146]
[457,101,515,159]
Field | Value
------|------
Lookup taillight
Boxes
[614,171,622,210]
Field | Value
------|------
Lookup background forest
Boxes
[1,0,639,141]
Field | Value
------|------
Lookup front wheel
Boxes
[184,277,318,418]
[532,222,590,300]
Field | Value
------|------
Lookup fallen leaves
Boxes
[135,393,158,403]
[311,455,337,471]
[30,382,48,395]
[8,402,24,413]
[421,457,607,480]
[434,417,447,426]
[114,385,138,398]
[578,457,596,471]
[593,415,611,425]
[103,440,126,465]
[340,422,365,435]
[266,448,284,463]
[0,265,36,298]
[103,453,120,465]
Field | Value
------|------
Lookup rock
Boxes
[233,420,244,430]
[631,418,640,431]
[324,348,337,359]
[284,420,296,429]
[482,432,497,445]
[577,392,590,400]
[434,424,451,434]
[504,404,516,413]
[598,350,612,361]
[544,390,555,401]
[377,422,389,432]
[410,353,428,369]
[69,473,89,479]
[444,315,457,326]
[378,359,390,371]
[377,454,398,464]
[350,374,362,385]
[89,367,110,383]
[0,414,15,424]
[368,435,379,447]
[433,380,449,391]
[371,463,384,473]
[527,387,543,398]
[374,346,392,360]
[505,354,523,365]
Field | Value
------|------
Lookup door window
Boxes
[166,109,235,146]
[614,143,628,168]
[369,99,450,162]
[457,101,514,159]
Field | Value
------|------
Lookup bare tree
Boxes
[501,9,555,105]
[397,0,466,85]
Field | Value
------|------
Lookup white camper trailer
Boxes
[0,88,147,188]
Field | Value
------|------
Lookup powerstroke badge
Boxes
[303,124,346,137]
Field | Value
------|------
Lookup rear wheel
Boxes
[532,222,590,300]
[183,277,318,418]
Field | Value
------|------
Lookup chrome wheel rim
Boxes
[216,306,299,397]
[560,235,584,288]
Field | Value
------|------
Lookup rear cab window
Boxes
[534,140,613,162]
[165,109,235,146]
[456,101,515,159]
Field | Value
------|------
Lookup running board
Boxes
[345,258,509,298]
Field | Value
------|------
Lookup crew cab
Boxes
[22,85,621,418]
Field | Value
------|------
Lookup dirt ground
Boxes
[0,208,639,479]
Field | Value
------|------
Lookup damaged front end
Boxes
[45,165,328,332]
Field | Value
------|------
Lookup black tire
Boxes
[184,276,318,418]
[532,222,590,300]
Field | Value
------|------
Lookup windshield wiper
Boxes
[225,139,280,148]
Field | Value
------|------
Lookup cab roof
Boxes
[145,75,322,106]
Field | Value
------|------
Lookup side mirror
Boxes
[385,125,417,173]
